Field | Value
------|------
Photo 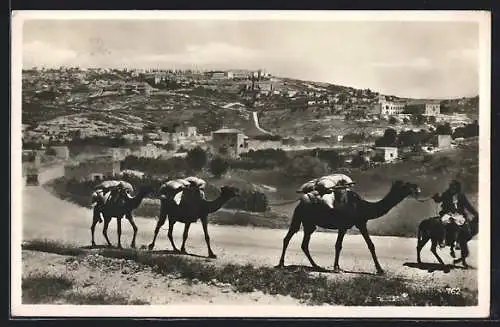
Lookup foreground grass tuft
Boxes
[22,271,149,305]
[22,274,74,304]
[23,239,477,306]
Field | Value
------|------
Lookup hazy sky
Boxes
[22,19,480,98]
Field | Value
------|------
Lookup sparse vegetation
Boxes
[23,240,477,306]
[22,272,148,305]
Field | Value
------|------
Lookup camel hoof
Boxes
[333,267,343,274]
[443,265,451,273]
[147,244,154,251]
[275,263,284,269]
[180,249,187,254]
[130,244,136,249]
[376,269,385,276]
[91,242,96,247]
[117,245,123,249]
[453,258,462,264]
[208,253,217,259]
[450,251,456,258]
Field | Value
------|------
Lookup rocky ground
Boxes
[22,250,301,305]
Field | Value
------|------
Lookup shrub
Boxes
[185,146,208,172]
[285,155,329,178]
[210,156,230,178]
[45,147,57,156]
[224,190,270,212]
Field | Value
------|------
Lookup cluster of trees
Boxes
[375,120,478,149]
[375,128,434,148]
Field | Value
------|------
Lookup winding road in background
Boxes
[22,165,478,292]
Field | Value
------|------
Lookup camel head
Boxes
[219,186,240,200]
[390,180,421,199]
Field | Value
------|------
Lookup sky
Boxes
[22,19,480,99]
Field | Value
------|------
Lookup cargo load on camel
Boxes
[159,176,207,206]
[297,173,355,209]
[91,180,135,207]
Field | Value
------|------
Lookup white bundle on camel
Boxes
[159,176,207,205]
[297,173,355,209]
[91,180,135,207]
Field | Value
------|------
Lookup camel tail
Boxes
[288,203,305,232]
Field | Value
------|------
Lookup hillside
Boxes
[22,69,479,139]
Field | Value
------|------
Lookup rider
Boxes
[432,180,478,249]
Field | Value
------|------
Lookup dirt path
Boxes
[22,250,302,305]
[21,166,478,293]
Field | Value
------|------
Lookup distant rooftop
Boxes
[212,128,244,134]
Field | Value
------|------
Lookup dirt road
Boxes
[21,165,478,292]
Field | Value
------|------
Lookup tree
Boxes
[186,146,208,172]
[285,155,329,178]
[412,114,426,125]
[210,156,230,178]
[375,128,398,147]
[436,123,453,135]
[388,116,398,125]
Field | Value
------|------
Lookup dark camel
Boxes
[147,186,239,258]
[416,214,478,269]
[277,180,421,275]
[90,185,153,249]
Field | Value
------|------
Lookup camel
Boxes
[277,180,421,275]
[90,185,153,249]
[147,185,240,258]
[416,214,478,269]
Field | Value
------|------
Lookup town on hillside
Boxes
[22,66,479,183]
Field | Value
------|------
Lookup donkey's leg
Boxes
[116,217,123,249]
[102,218,112,247]
[333,228,347,273]
[276,217,301,267]
[201,216,216,259]
[430,239,445,266]
[180,222,191,254]
[301,225,323,270]
[358,223,384,275]
[416,234,430,264]
[126,212,138,249]
[90,208,100,247]
[456,241,470,268]
[167,219,180,252]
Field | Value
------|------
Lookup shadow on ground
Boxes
[403,262,471,273]
[275,264,379,276]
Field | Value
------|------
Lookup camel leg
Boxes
[167,219,180,253]
[148,214,167,250]
[276,219,301,267]
[301,226,322,270]
[126,212,138,249]
[180,223,191,254]
[416,234,430,264]
[117,217,123,249]
[358,224,384,275]
[102,218,112,247]
[201,216,216,259]
[333,228,347,273]
[430,239,446,267]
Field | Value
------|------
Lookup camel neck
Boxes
[364,188,408,220]
[128,191,147,209]
[205,194,231,213]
